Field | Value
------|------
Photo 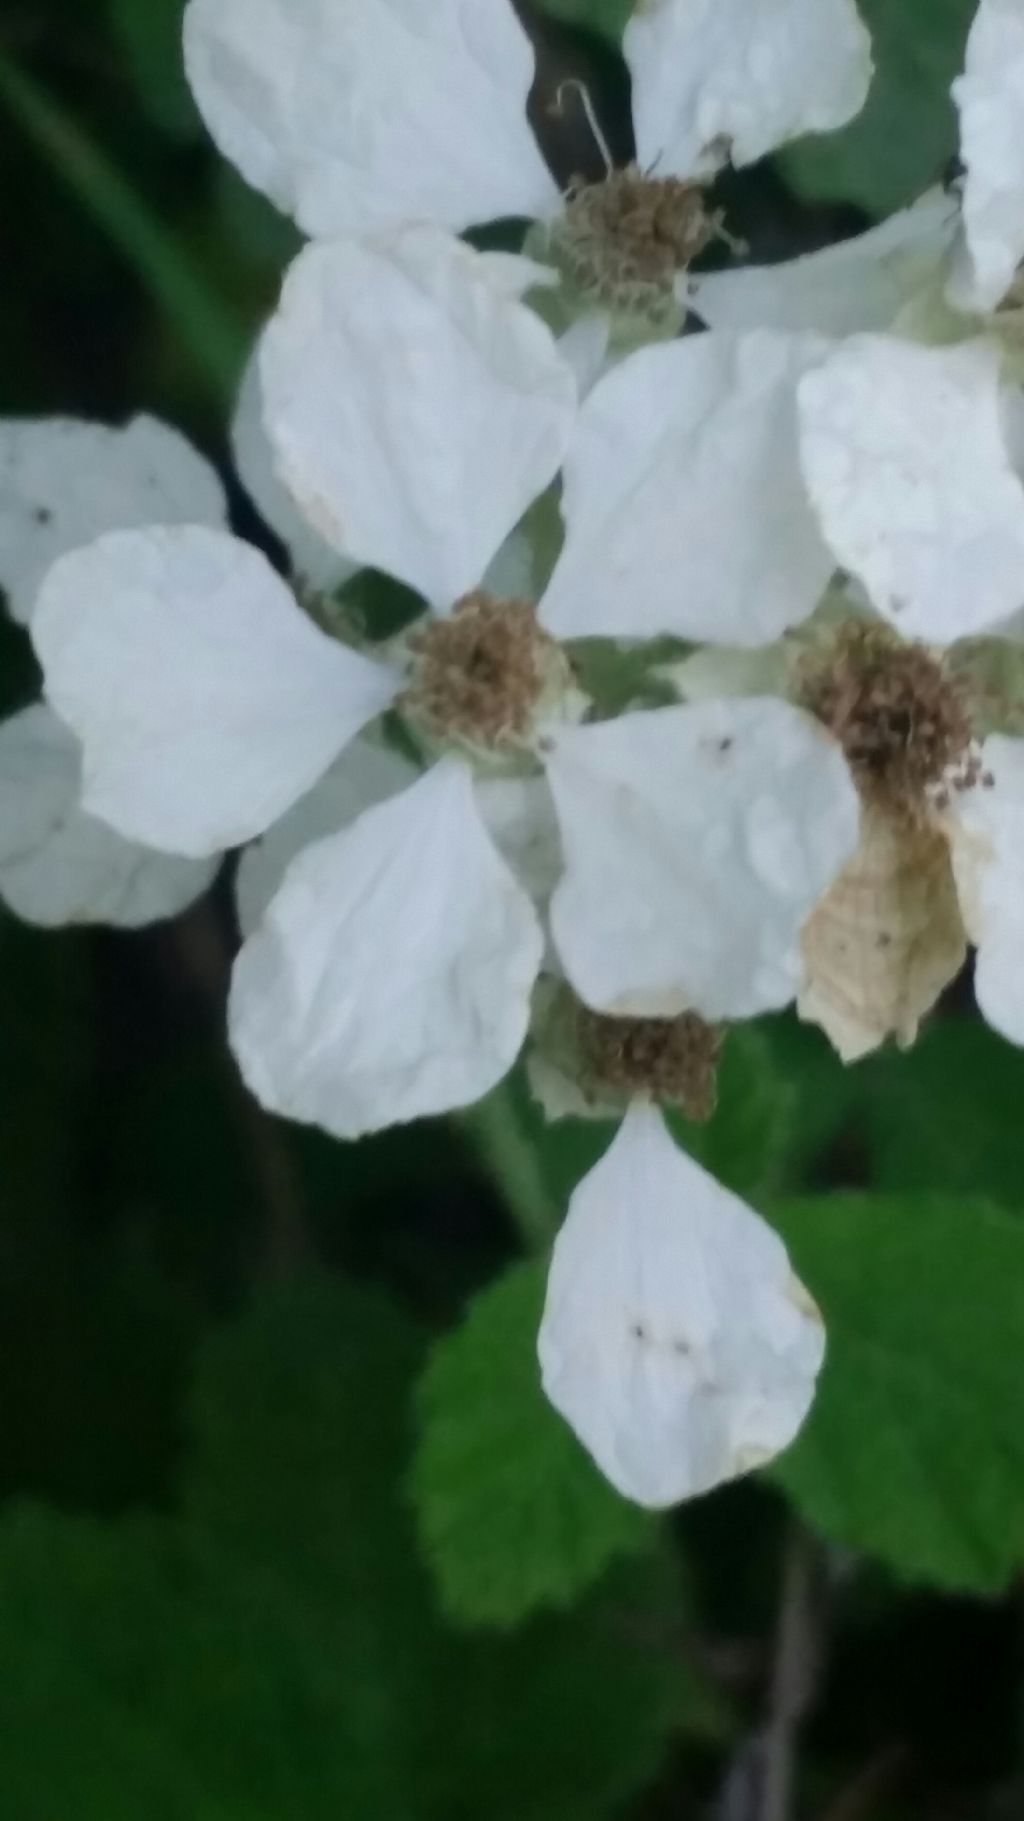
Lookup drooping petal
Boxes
[259,228,578,611]
[0,414,226,626]
[235,736,416,937]
[798,336,1024,642]
[538,1102,825,1508]
[183,0,558,239]
[539,331,833,647]
[546,698,860,1021]
[32,525,400,858]
[947,736,1024,1045]
[0,704,217,928]
[687,190,957,335]
[228,759,544,1139]
[949,0,1024,314]
[625,0,872,181]
[231,353,356,593]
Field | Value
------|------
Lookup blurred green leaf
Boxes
[109,0,201,143]
[779,0,975,217]
[534,0,633,40]
[411,1259,653,1628]
[862,1017,1024,1211]
[772,1192,1024,1592]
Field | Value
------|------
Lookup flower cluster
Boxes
[5,0,1024,1510]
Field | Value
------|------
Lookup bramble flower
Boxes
[0,414,228,927]
[538,1101,825,1507]
[183,0,871,330]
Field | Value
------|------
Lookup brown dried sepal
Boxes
[575,1004,722,1120]
[797,621,980,819]
[558,166,719,317]
[405,592,563,752]
[799,806,967,1063]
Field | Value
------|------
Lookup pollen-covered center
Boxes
[575,1005,721,1121]
[555,167,719,319]
[406,592,566,752]
[797,622,980,817]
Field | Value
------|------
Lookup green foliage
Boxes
[772,1192,1024,1593]
[108,0,200,143]
[779,0,976,217]
[412,1259,653,1627]
[535,0,633,41]
[862,1016,1024,1211]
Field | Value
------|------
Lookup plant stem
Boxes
[463,1085,560,1253]
[0,47,245,398]
[759,1522,822,1821]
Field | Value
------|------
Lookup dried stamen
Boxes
[553,165,720,322]
[575,1005,722,1120]
[404,592,570,752]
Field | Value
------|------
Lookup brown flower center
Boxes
[797,622,981,817]
[555,167,719,320]
[575,1005,721,1120]
[405,593,568,752]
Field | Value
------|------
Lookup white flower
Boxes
[183,0,871,242]
[0,704,217,929]
[0,413,226,625]
[949,0,1024,315]
[947,732,1024,1048]
[538,1101,825,1507]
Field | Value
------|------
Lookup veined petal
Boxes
[546,698,860,1021]
[798,336,1024,642]
[950,0,1024,314]
[539,331,833,646]
[538,1102,825,1508]
[688,190,957,335]
[183,0,558,238]
[0,414,226,626]
[947,735,1024,1045]
[0,704,217,928]
[228,759,544,1139]
[626,0,871,181]
[32,526,399,859]
[260,228,578,611]
[231,352,356,593]
[235,737,416,937]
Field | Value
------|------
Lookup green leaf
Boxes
[109,0,201,143]
[862,1016,1024,1212]
[412,1259,653,1628]
[534,0,633,41]
[779,0,975,217]
[771,1192,1024,1592]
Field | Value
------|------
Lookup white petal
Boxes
[475,773,562,907]
[235,736,416,937]
[0,704,217,928]
[538,1102,825,1508]
[625,0,872,180]
[539,331,833,647]
[546,698,860,1021]
[798,336,1024,642]
[183,0,558,239]
[950,0,1024,313]
[231,352,355,594]
[0,414,226,626]
[260,228,578,611]
[32,526,399,859]
[947,736,1024,1045]
[228,759,544,1138]
[688,190,957,335]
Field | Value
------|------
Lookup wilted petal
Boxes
[231,353,355,594]
[950,0,1024,314]
[688,191,956,335]
[947,735,1024,1045]
[538,1101,825,1508]
[229,759,544,1138]
[626,0,871,181]
[235,736,416,937]
[260,228,577,611]
[539,331,833,646]
[32,526,399,858]
[799,336,1024,641]
[0,704,217,928]
[546,698,860,1021]
[0,414,226,625]
[183,0,558,238]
